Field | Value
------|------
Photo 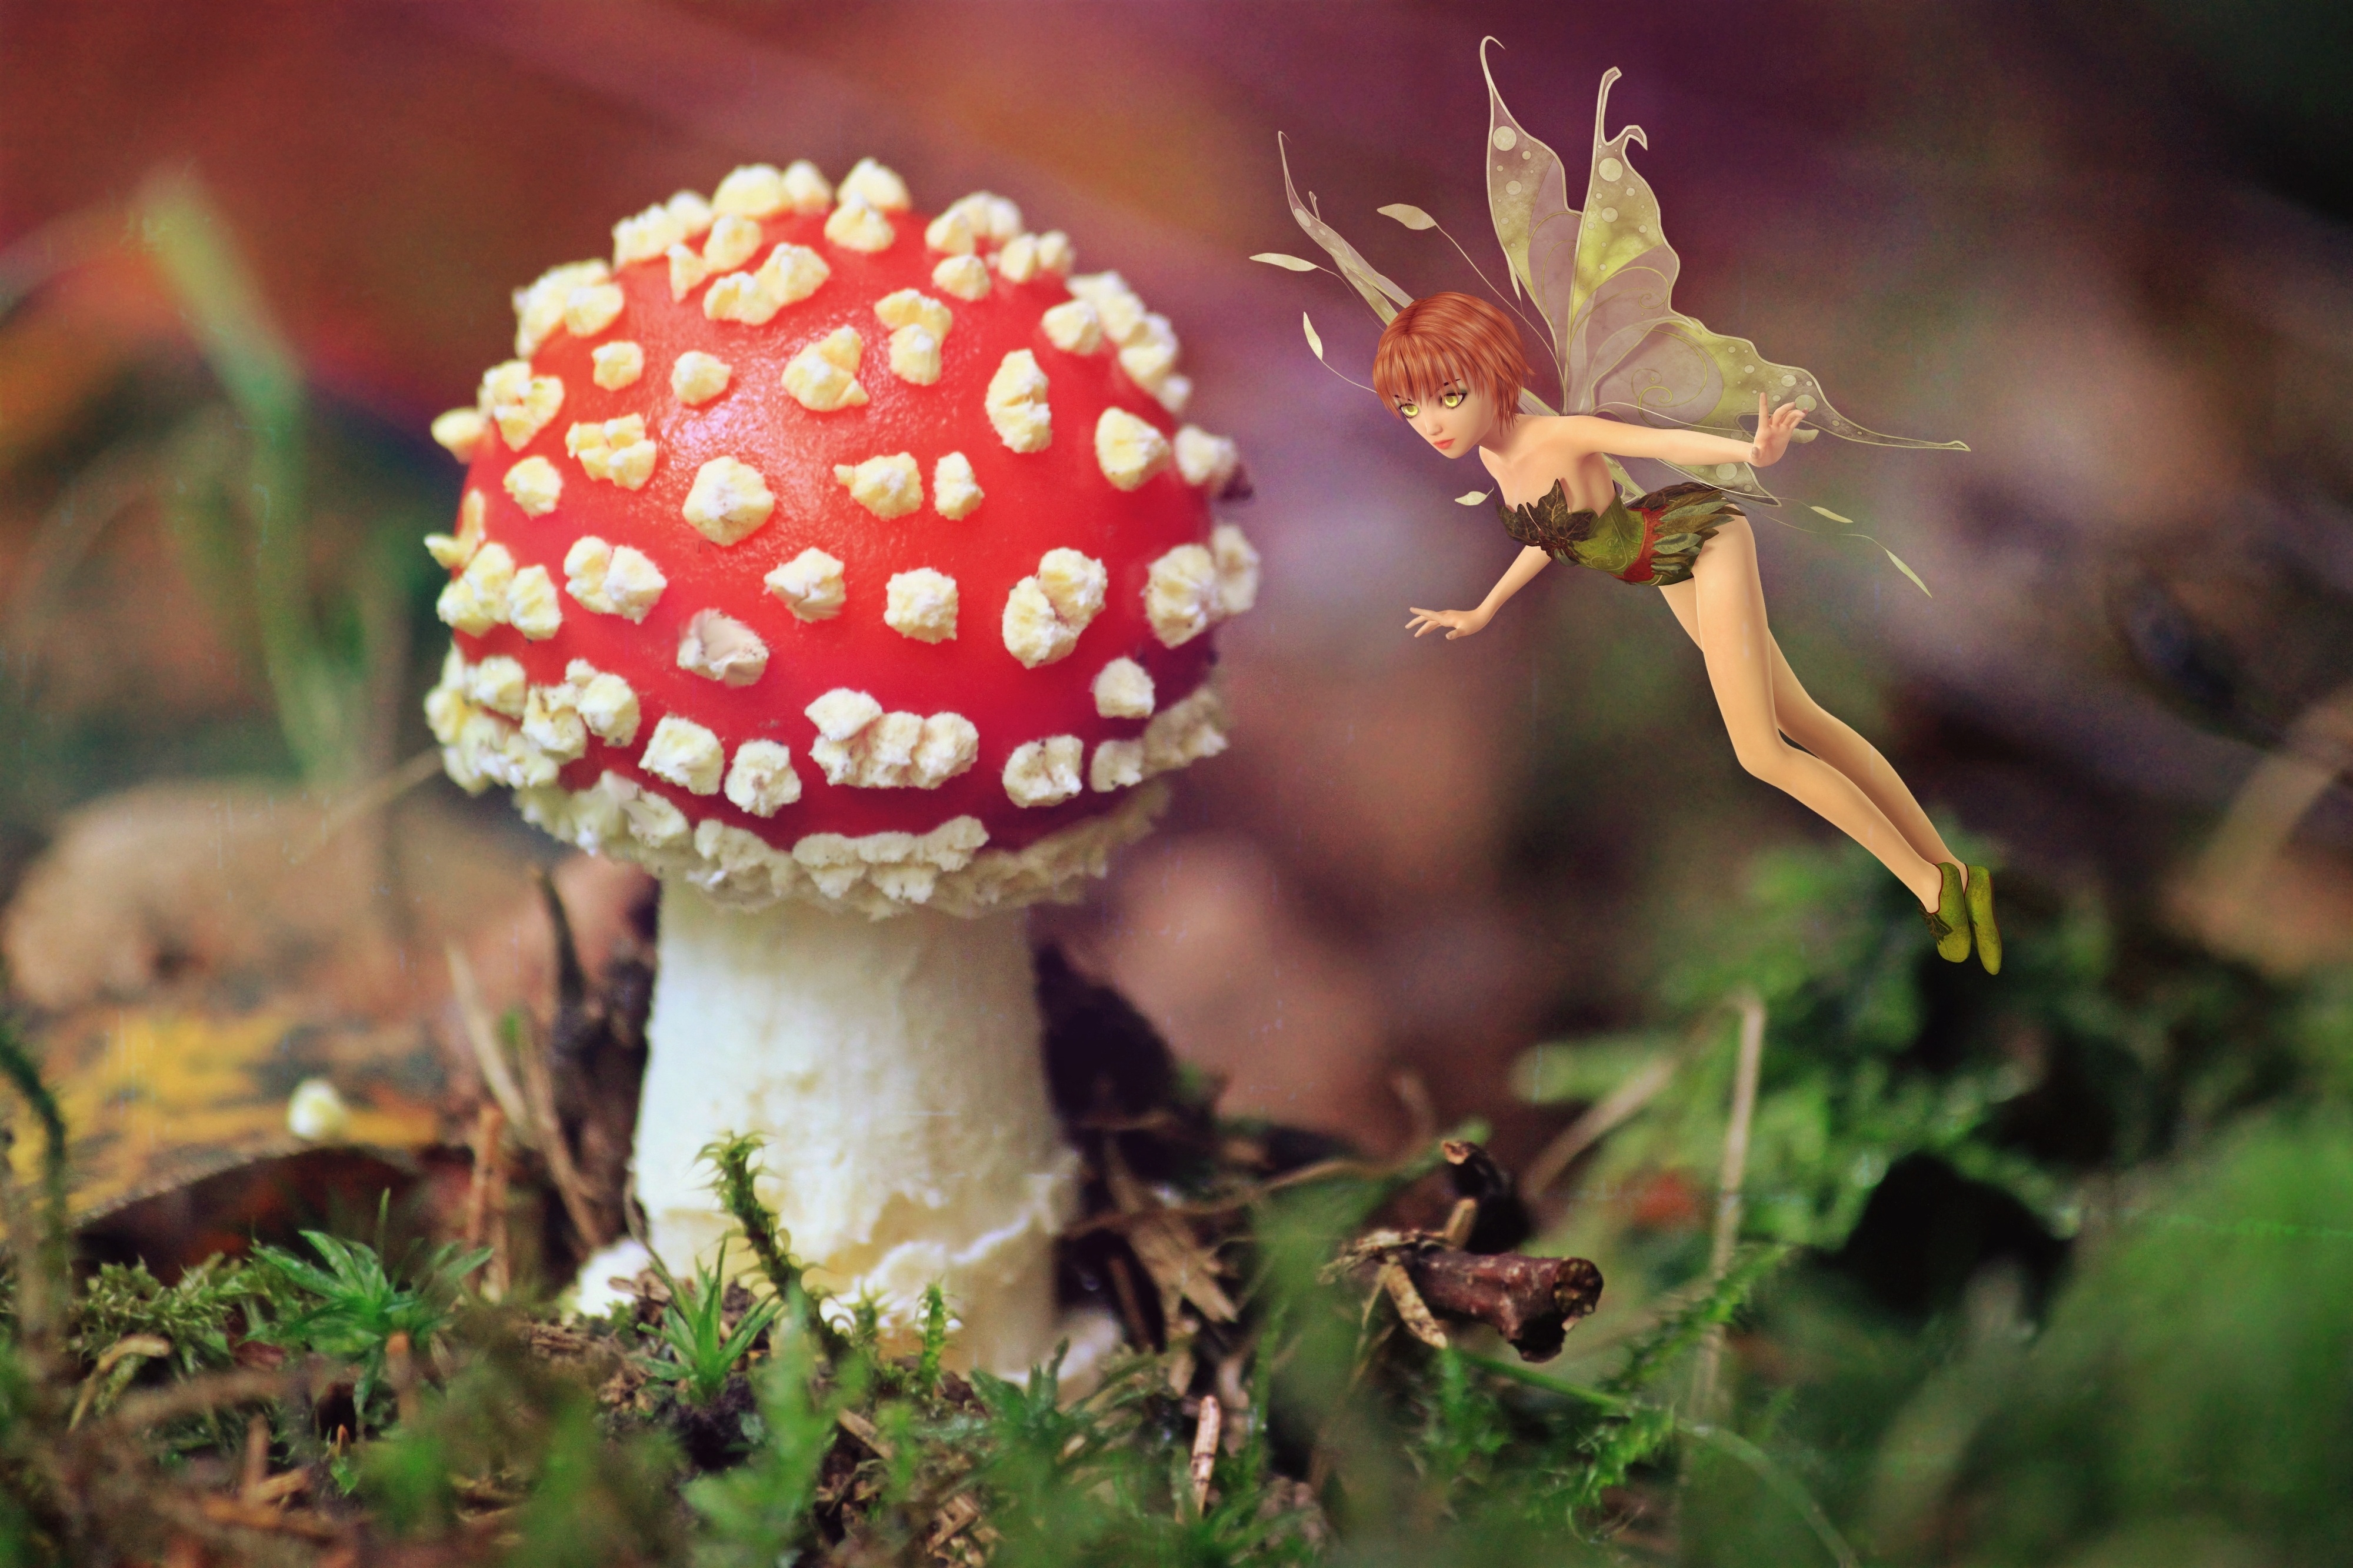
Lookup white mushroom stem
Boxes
[631,880,1079,1376]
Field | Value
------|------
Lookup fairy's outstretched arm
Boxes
[1408,546,1552,640]
[1556,396,1808,473]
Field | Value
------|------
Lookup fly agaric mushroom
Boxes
[421,162,1255,1373]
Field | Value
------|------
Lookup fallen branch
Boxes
[1331,1233,1602,1361]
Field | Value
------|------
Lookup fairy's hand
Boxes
[1749,392,1807,467]
[1407,606,1491,640]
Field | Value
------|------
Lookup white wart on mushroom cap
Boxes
[424,167,1257,917]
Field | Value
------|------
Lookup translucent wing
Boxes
[1277,133,1413,325]
[1481,36,1578,406]
[1282,109,1561,419]
[1490,59,1967,502]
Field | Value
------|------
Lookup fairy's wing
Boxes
[1275,131,1561,420]
[1277,134,1413,325]
[1487,52,1966,503]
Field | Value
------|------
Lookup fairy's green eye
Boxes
[1396,400,1420,419]
[1440,389,1467,409]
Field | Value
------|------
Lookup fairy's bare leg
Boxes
[1660,583,1959,872]
[1659,518,1945,911]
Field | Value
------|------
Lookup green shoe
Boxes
[1922,862,1971,963]
[1966,865,2001,975]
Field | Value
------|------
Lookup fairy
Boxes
[1264,42,1998,970]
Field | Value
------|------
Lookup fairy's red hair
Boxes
[1372,292,1529,428]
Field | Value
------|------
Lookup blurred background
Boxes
[4,2,2352,1562]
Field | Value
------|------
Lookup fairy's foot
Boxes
[1922,862,1971,963]
[1966,864,2001,975]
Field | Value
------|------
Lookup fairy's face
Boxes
[1393,378,1493,459]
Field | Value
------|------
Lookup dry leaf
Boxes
[1884,549,1933,597]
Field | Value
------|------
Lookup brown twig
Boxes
[1691,989,1765,1418]
[1332,1233,1603,1361]
[1376,1263,1449,1351]
[446,942,531,1135]
[1523,1042,1685,1199]
[511,1005,610,1252]
[836,1408,894,1460]
[67,1334,171,1430]
[463,1102,510,1297]
[1188,1394,1222,1515]
[385,1331,421,1428]
[192,1495,342,1541]
[289,747,442,866]
[1102,1141,1237,1325]
[236,1413,268,1500]
[1390,1069,1438,1150]
[926,1492,982,1553]
[1408,1250,1602,1360]
[82,1361,351,1444]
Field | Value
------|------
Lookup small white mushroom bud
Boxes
[286,1077,351,1142]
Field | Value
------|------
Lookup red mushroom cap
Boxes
[422,166,1254,915]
